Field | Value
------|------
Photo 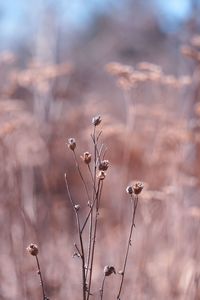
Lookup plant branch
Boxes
[117,194,139,300]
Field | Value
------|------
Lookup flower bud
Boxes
[81,152,92,164]
[92,115,101,126]
[67,138,76,151]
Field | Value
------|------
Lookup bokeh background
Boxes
[1,0,200,299]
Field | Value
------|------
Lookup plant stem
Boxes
[117,195,139,300]
[100,275,106,300]
[64,173,87,300]
[73,150,91,204]
[35,255,48,300]
[86,179,103,300]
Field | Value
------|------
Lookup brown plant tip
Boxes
[104,265,116,276]
[27,243,39,256]
[126,186,133,195]
[97,171,106,180]
[67,138,76,151]
[98,160,109,171]
[81,152,92,164]
[133,181,144,195]
[92,115,101,126]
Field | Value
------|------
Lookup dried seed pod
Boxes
[74,204,80,211]
[126,186,133,195]
[97,171,106,180]
[81,152,92,164]
[104,265,116,276]
[67,138,76,151]
[133,181,144,195]
[92,115,101,126]
[27,244,39,256]
[99,160,109,171]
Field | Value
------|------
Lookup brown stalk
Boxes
[72,149,91,204]
[35,255,49,300]
[100,275,106,300]
[86,178,103,300]
[64,173,87,300]
[117,194,139,300]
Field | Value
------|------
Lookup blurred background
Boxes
[1,0,200,299]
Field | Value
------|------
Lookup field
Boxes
[1,2,200,299]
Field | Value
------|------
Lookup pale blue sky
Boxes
[0,0,198,48]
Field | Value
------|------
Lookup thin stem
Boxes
[100,275,106,300]
[117,195,139,300]
[85,165,95,281]
[86,179,103,300]
[73,150,91,204]
[35,255,48,300]
[64,173,87,300]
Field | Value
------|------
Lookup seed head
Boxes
[81,152,92,164]
[74,204,80,211]
[67,138,76,151]
[99,160,109,171]
[104,265,116,276]
[133,181,144,195]
[92,115,101,126]
[126,186,133,195]
[97,171,106,180]
[27,244,39,256]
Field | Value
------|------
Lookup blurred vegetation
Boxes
[1,1,200,299]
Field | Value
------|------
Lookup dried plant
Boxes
[64,116,144,300]
[27,244,49,300]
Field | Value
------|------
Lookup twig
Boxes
[100,275,106,300]
[86,179,103,300]
[64,173,87,300]
[35,255,49,300]
[117,194,139,300]
[73,150,91,204]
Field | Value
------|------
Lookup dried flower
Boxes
[92,115,101,126]
[97,171,106,180]
[104,265,116,276]
[105,62,133,78]
[126,186,133,195]
[27,244,39,256]
[133,182,144,195]
[99,160,109,171]
[67,138,76,151]
[81,152,92,164]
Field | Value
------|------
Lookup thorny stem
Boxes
[64,173,87,300]
[117,194,139,300]
[100,275,106,300]
[35,255,48,300]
